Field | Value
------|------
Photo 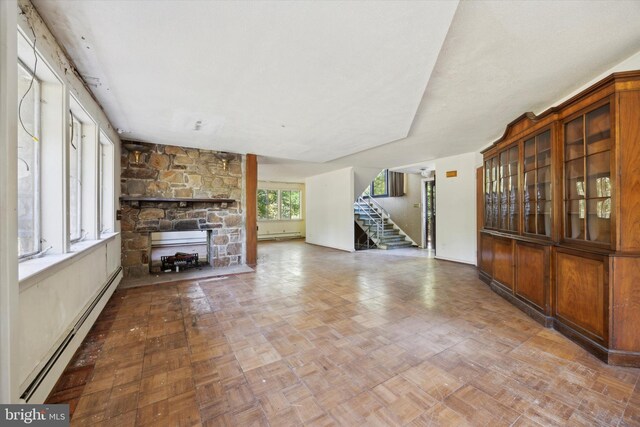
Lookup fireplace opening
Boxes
[150,230,209,273]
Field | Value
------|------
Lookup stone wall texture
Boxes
[120,141,246,277]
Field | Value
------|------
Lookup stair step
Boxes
[379,241,413,250]
[358,220,392,227]
[379,235,406,242]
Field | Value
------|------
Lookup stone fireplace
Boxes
[119,141,246,278]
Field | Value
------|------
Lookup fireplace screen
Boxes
[150,231,208,273]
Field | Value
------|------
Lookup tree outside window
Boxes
[258,189,279,220]
[371,170,388,197]
[281,190,301,220]
[257,189,302,220]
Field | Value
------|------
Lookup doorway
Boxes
[425,179,436,251]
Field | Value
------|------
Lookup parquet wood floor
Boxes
[47,241,640,426]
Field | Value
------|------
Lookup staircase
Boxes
[354,196,414,250]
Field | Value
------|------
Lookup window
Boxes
[280,190,301,220]
[257,189,302,220]
[100,134,115,234]
[69,113,82,241]
[371,169,388,197]
[16,27,115,267]
[17,63,40,258]
[258,189,279,220]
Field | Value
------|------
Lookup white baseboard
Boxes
[21,268,122,403]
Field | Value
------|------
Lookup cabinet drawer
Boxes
[555,251,608,343]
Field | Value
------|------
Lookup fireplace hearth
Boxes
[120,198,244,277]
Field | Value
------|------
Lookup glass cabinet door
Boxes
[491,157,499,227]
[484,159,492,228]
[522,130,552,237]
[564,103,611,245]
[484,156,500,229]
[494,145,519,233]
[508,146,519,232]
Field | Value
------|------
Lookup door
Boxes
[425,179,436,251]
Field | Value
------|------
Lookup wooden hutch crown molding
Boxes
[478,70,640,367]
[483,70,640,155]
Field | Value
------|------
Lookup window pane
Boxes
[566,200,585,240]
[537,130,551,167]
[70,115,82,241]
[290,191,301,219]
[257,189,268,219]
[267,190,278,219]
[17,65,39,257]
[372,170,387,196]
[281,190,291,219]
[565,116,584,161]
[586,104,610,152]
[565,158,585,200]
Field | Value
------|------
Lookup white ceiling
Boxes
[32,0,640,182]
[32,0,458,163]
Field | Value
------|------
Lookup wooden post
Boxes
[246,154,257,267]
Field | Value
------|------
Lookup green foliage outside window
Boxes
[257,189,302,220]
[372,170,388,197]
[257,189,279,220]
[281,190,301,219]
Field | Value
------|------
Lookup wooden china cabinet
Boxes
[478,71,640,366]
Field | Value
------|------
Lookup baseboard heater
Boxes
[20,266,122,402]
[258,232,302,241]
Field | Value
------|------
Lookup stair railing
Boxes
[354,196,385,245]
[363,195,390,220]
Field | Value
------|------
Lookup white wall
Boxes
[19,236,122,403]
[8,0,122,402]
[257,181,306,239]
[434,152,482,265]
[375,173,423,245]
[353,166,381,199]
[305,167,355,252]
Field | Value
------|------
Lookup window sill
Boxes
[19,232,119,289]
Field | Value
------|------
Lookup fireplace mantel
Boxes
[120,196,235,203]
[120,196,235,208]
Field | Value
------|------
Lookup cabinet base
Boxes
[486,278,554,328]
[481,274,640,367]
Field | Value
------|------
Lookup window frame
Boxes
[17,61,42,260]
[370,169,389,198]
[257,188,303,221]
[257,189,280,221]
[279,189,302,220]
[69,111,83,242]
[99,133,115,235]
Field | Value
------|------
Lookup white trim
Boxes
[0,0,19,403]
[22,267,121,403]
[19,233,119,290]
[69,112,82,242]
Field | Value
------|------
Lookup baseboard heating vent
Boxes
[20,267,122,403]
